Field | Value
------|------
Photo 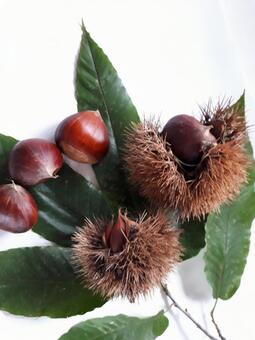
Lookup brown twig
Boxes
[161,283,219,340]
[211,300,226,340]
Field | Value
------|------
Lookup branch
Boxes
[161,283,219,340]
[211,300,226,340]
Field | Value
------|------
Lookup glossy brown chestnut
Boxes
[55,110,109,164]
[0,183,38,233]
[161,114,217,164]
[8,138,63,186]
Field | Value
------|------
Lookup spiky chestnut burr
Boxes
[123,100,250,219]
[72,209,182,302]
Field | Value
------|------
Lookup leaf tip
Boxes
[80,20,89,36]
[81,19,85,30]
[152,311,169,337]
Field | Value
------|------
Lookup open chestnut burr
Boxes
[123,103,249,219]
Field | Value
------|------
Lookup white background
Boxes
[0,1,255,339]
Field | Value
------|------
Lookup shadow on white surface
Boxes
[178,251,212,301]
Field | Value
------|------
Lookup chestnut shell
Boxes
[0,183,38,233]
[161,114,216,164]
[55,110,109,164]
[8,138,63,186]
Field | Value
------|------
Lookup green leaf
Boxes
[229,92,254,157]
[204,93,255,300]
[0,133,17,182]
[179,217,206,261]
[0,246,105,317]
[204,161,255,299]
[59,311,169,340]
[76,24,139,154]
[230,91,245,115]
[31,164,113,246]
[75,24,140,202]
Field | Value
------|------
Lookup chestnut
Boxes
[161,114,217,164]
[8,138,63,186]
[55,110,109,164]
[0,183,38,233]
[102,210,135,253]
[109,212,127,253]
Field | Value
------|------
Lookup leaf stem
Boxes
[210,299,226,340]
[161,283,219,340]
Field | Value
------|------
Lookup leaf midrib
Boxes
[215,210,231,298]
[0,279,79,289]
[75,317,155,340]
[85,29,119,154]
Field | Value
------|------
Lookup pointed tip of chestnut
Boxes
[110,211,126,253]
[0,183,38,233]
[161,114,217,164]
[55,110,109,164]
[8,138,63,186]
[102,210,129,253]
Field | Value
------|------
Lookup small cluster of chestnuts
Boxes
[0,110,109,233]
[8,98,243,302]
